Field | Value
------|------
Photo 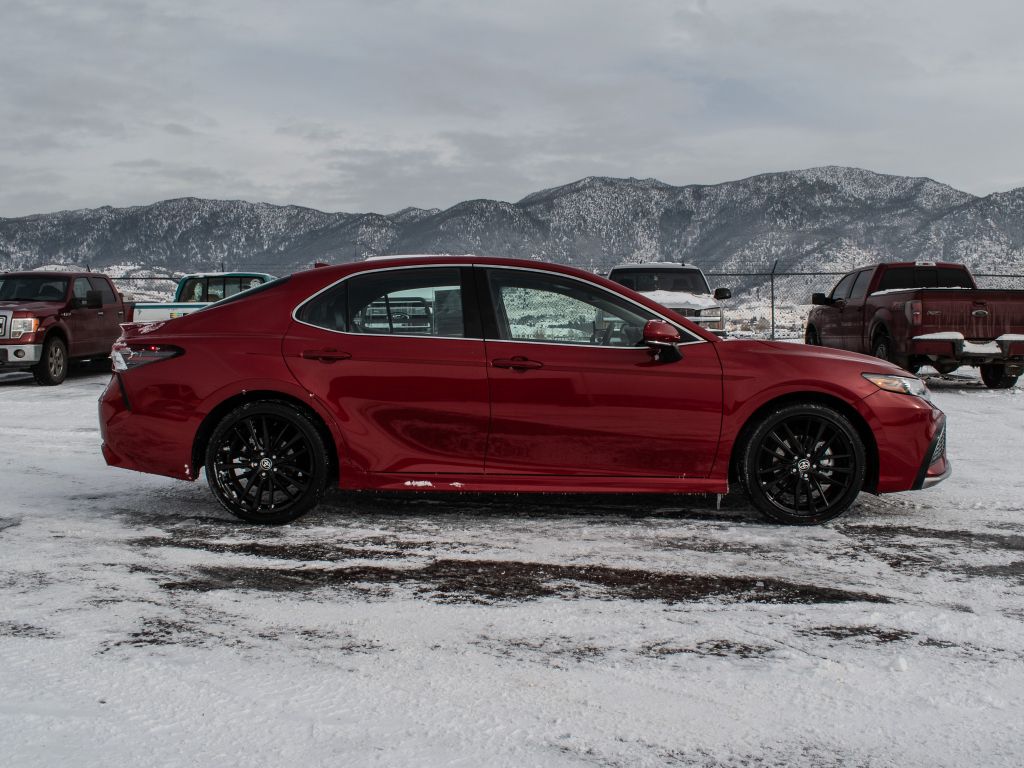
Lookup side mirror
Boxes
[811,292,832,306]
[713,287,731,300]
[86,290,103,309]
[642,319,683,363]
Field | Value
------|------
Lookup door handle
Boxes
[492,357,543,371]
[300,349,352,362]
[97,311,105,317]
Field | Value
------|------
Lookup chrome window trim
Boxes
[290,261,707,347]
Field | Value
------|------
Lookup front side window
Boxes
[487,269,659,347]
[298,267,466,337]
[830,272,858,301]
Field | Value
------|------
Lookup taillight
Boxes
[111,341,183,371]
[905,300,923,326]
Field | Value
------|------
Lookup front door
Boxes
[282,266,490,476]
[480,267,724,477]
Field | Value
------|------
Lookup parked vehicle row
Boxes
[133,272,275,322]
[98,256,949,526]
[806,261,1024,388]
[0,271,134,385]
[606,262,732,335]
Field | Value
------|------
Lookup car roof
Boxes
[608,262,701,271]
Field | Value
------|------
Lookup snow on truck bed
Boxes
[1,368,1023,767]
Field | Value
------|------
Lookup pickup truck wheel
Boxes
[980,363,1019,390]
[738,403,866,525]
[32,336,68,386]
[205,401,329,524]
[805,326,820,346]
[871,334,892,363]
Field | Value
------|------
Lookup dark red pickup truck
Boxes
[0,271,134,385]
[805,261,1024,389]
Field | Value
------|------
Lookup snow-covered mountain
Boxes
[1,166,1022,277]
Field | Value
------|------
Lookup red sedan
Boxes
[99,256,949,525]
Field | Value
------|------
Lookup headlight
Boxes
[10,318,39,339]
[698,308,722,317]
[862,373,930,401]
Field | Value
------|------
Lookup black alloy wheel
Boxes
[739,403,867,525]
[980,363,1020,390]
[33,336,68,386]
[205,401,329,524]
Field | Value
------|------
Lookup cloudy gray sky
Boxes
[2,0,1023,217]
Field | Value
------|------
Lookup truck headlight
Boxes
[10,318,39,339]
[698,308,722,317]
[862,373,931,401]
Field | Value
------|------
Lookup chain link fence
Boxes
[707,270,1024,340]
[60,266,1024,340]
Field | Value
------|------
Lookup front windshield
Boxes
[0,276,69,302]
[610,268,710,294]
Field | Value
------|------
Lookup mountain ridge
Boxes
[2,166,1022,277]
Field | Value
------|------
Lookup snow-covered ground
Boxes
[1,367,1022,767]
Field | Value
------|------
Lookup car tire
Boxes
[32,336,68,386]
[980,363,1019,390]
[205,401,330,524]
[805,326,820,346]
[738,403,867,525]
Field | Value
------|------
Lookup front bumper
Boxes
[0,343,43,368]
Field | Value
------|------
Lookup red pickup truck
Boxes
[805,261,1024,389]
[0,271,134,385]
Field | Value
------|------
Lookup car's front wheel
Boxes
[738,403,867,525]
[205,401,329,524]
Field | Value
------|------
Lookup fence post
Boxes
[769,259,778,340]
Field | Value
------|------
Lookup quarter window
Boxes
[487,269,658,347]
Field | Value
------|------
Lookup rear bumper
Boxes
[0,343,43,368]
[910,333,1024,367]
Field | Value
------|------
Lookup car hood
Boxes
[0,300,65,314]
[725,338,910,376]
[639,290,719,310]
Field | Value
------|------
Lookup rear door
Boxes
[282,265,490,476]
[479,266,723,478]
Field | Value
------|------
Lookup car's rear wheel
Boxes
[32,336,67,386]
[980,363,1019,390]
[738,403,867,525]
[205,401,329,524]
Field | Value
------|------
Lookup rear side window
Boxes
[298,267,469,338]
[877,267,973,291]
[88,277,117,305]
[848,270,873,300]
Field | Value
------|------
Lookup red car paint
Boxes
[99,256,947,502]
